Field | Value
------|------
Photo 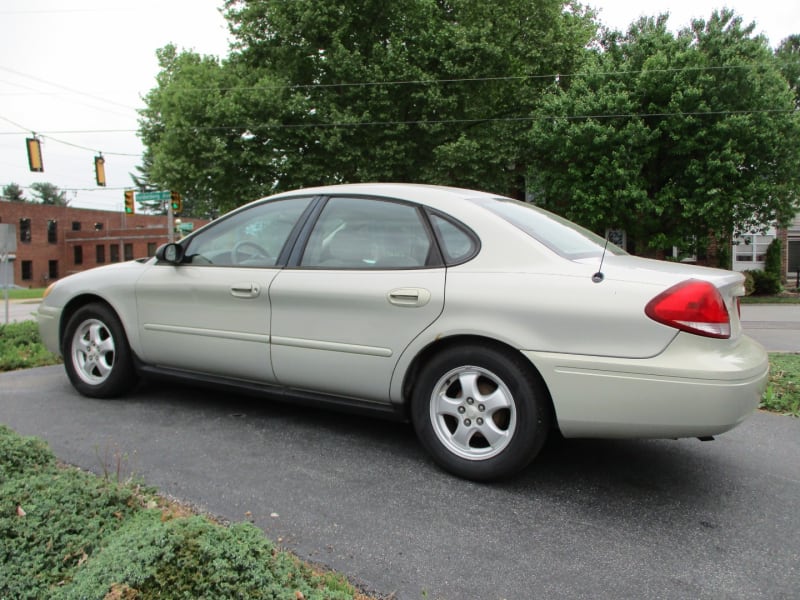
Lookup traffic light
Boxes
[170,191,182,214]
[26,137,43,172]
[94,155,106,186]
[124,190,135,214]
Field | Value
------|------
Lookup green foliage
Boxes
[0,424,360,599]
[139,0,597,213]
[2,182,26,201]
[746,269,783,295]
[58,513,354,600]
[776,34,800,109]
[761,353,800,417]
[764,238,783,279]
[30,182,68,206]
[0,426,139,599]
[528,10,800,254]
[0,321,61,372]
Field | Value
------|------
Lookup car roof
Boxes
[267,183,503,206]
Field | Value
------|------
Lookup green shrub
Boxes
[0,425,360,600]
[748,269,783,295]
[764,238,783,280]
[56,512,354,600]
[0,321,61,371]
[0,424,55,480]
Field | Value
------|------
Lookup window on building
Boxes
[48,260,58,280]
[147,242,157,257]
[734,234,774,264]
[96,244,105,264]
[110,245,119,263]
[47,220,57,243]
[94,222,103,231]
[21,261,32,281]
[72,221,81,231]
[74,246,83,265]
[19,218,31,243]
[124,243,133,261]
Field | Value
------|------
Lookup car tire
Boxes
[62,303,137,398]
[411,344,550,481]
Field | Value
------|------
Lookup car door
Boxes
[269,195,446,403]
[134,196,314,382]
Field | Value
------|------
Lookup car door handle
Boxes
[388,288,431,307]
[230,283,261,298]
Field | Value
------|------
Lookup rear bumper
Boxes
[524,334,769,439]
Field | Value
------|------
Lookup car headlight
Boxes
[42,281,57,300]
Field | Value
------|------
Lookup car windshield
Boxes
[471,197,627,260]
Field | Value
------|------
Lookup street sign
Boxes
[0,223,16,254]
[136,190,171,202]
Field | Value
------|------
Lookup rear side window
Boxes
[472,197,626,260]
[301,197,434,269]
[428,213,479,265]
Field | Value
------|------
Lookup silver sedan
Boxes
[37,184,769,480]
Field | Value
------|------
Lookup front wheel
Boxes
[62,303,136,398]
[411,345,550,481]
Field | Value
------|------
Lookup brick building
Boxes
[0,200,208,288]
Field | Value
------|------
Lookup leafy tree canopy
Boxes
[29,182,68,206]
[528,10,800,258]
[2,183,25,202]
[139,0,596,213]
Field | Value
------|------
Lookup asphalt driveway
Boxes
[1,365,799,599]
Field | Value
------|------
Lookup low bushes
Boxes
[0,425,360,600]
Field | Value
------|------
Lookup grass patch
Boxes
[3,287,46,300]
[761,353,800,417]
[741,295,800,304]
[0,320,61,371]
[0,424,370,600]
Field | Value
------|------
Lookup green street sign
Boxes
[136,190,171,202]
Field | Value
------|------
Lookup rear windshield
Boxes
[470,197,627,260]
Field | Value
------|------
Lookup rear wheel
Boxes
[62,303,136,398]
[411,344,550,481]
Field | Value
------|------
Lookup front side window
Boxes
[183,197,312,267]
[300,197,433,269]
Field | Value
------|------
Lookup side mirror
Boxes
[155,243,185,264]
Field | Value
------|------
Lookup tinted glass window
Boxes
[183,197,312,266]
[429,213,478,264]
[301,197,432,269]
[472,197,626,259]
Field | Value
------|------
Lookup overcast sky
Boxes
[1,0,797,211]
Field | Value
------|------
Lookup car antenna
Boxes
[592,233,611,284]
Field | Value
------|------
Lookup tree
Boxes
[528,10,800,260]
[138,0,597,213]
[129,151,166,215]
[30,182,68,206]
[2,183,25,202]
[776,34,800,109]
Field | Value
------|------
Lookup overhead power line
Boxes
[0,116,140,157]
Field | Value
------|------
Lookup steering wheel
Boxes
[231,240,271,265]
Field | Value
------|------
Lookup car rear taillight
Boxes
[645,279,731,339]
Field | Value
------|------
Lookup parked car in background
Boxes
[38,184,769,480]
